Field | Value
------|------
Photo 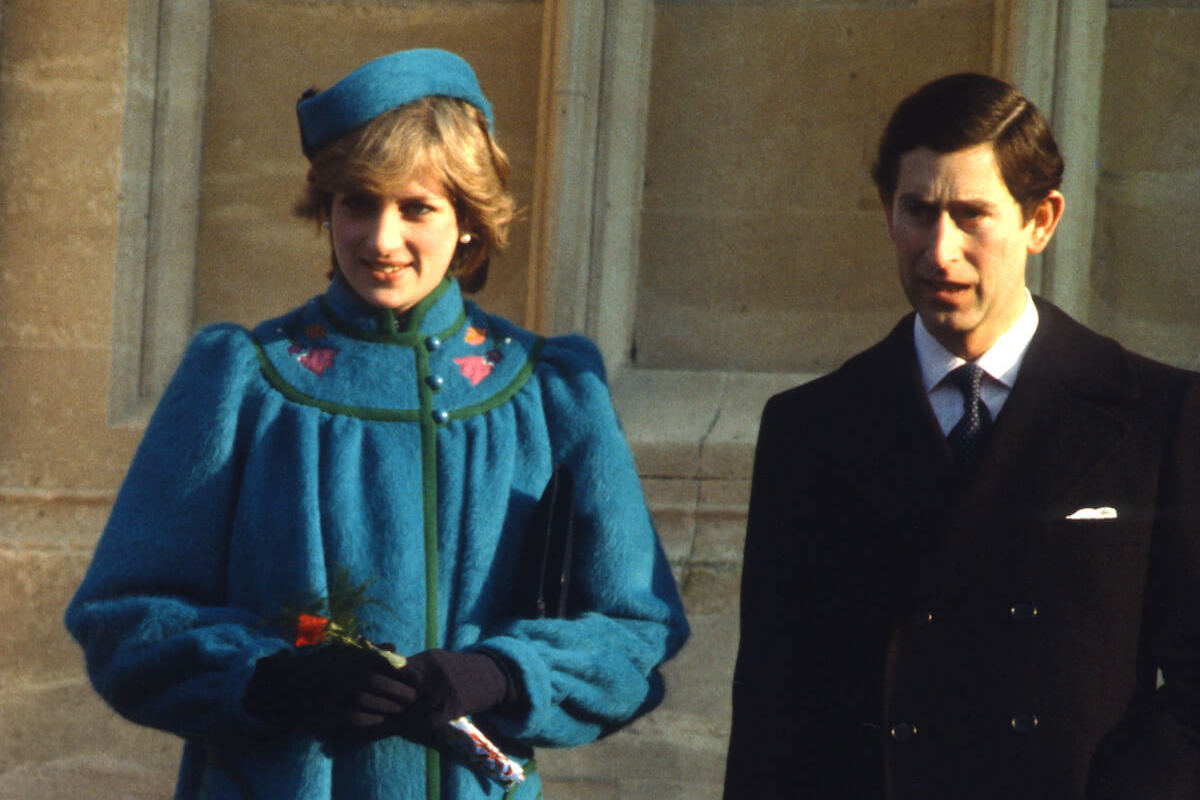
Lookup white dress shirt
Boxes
[915,290,1040,436]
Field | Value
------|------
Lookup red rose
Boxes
[294,614,329,647]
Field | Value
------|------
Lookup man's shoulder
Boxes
[1031,296,1200,398]
[763,315,916,425]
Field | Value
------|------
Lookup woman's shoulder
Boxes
[179,321,262,371]
[475,307,606,385]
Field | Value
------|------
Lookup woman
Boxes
[66,48,688,800]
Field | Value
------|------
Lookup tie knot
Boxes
[948,363,985,402]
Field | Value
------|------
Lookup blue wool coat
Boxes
[66,277,689,800]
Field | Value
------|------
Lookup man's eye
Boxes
[954,207,987,225]
[902,201,936,223]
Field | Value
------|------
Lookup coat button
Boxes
[909,611,934,627]
[432,409,449,424]
[425,335,442,352]
[1010,713,1039,734]
[888,722,918,743]
[1009,603,1038,622]
[425,374,445,391]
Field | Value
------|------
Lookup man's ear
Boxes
[1027,190,1064,254]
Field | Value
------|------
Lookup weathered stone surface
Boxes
[1090,7,1200,367]
[0,679,179,788]
[0,757,175,800]
[635,1,994,373]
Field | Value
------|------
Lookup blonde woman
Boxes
[67,49,688,800]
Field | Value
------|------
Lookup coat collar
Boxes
[322,273,466,341]
[825,297,1139,597]
[928,297,1137,598]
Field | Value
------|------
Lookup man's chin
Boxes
[918,307,981,340]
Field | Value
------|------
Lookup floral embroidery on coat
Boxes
[454,355,494,386]
[288,344,338,376]
[464,325,487,346]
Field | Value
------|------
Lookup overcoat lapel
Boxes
[925,299,1137,599]
[825,316,955,552]
[820,300,1138,599]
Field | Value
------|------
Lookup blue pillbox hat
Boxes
[296,48,493,158]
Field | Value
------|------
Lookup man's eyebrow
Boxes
[896,192,998,210]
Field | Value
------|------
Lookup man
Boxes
[723,73,1200,799]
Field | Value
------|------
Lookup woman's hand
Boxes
[243,643,415,739]
[381,649,517,746]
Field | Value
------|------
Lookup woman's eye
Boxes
[400,201,435,217]
[341,194,377,213]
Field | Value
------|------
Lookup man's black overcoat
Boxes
[723,298,1200,799]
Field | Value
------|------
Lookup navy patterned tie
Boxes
[947,363,992,468]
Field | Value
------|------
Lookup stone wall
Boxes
[1090,4,1200,370]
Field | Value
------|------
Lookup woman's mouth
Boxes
[368,262,412,281]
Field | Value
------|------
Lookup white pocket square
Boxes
[1066,506,1118,520]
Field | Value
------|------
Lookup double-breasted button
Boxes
[1010,713,1039,734]
[1009,603,1038,622]
[888,722,918,743]
[425,374,445,391]
[432,409,449,424]
[909,611,934,628]
[425,335,442,352]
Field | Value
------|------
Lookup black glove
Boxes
[243,643,416,739]
[383,649,518,745]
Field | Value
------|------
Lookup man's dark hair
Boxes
[872,73,1064,219]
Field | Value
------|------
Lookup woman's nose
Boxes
[370,203,408,255]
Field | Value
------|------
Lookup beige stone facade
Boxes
[2,1,1197,797]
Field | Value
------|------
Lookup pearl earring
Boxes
[459,232,473,244]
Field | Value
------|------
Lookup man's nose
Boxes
[930,213,962,269]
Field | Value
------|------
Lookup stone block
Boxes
[1101,8,1200,171]
[0,345,139,491]
[0,678,179,779]
[0,499,110,550]
[659,605,739,724]
[615,778,724,800]
[642,477,698,565]
[636,0,995,375]
[0,0,128,65]
[614,368,720,477]
[1093,202,1200,332]
[645,2,994,212]
[679,564,741,618]
[539,777,618,799]
[0,550,92,681]
[693,506,747,566]
[698,478,751,509]
[0,756,176,800]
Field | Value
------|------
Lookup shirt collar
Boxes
[915,289,1039,392]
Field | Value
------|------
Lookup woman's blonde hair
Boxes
[295,96,514,292]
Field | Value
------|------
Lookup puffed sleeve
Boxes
[471,334,689,746]
[64,324,287,743]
